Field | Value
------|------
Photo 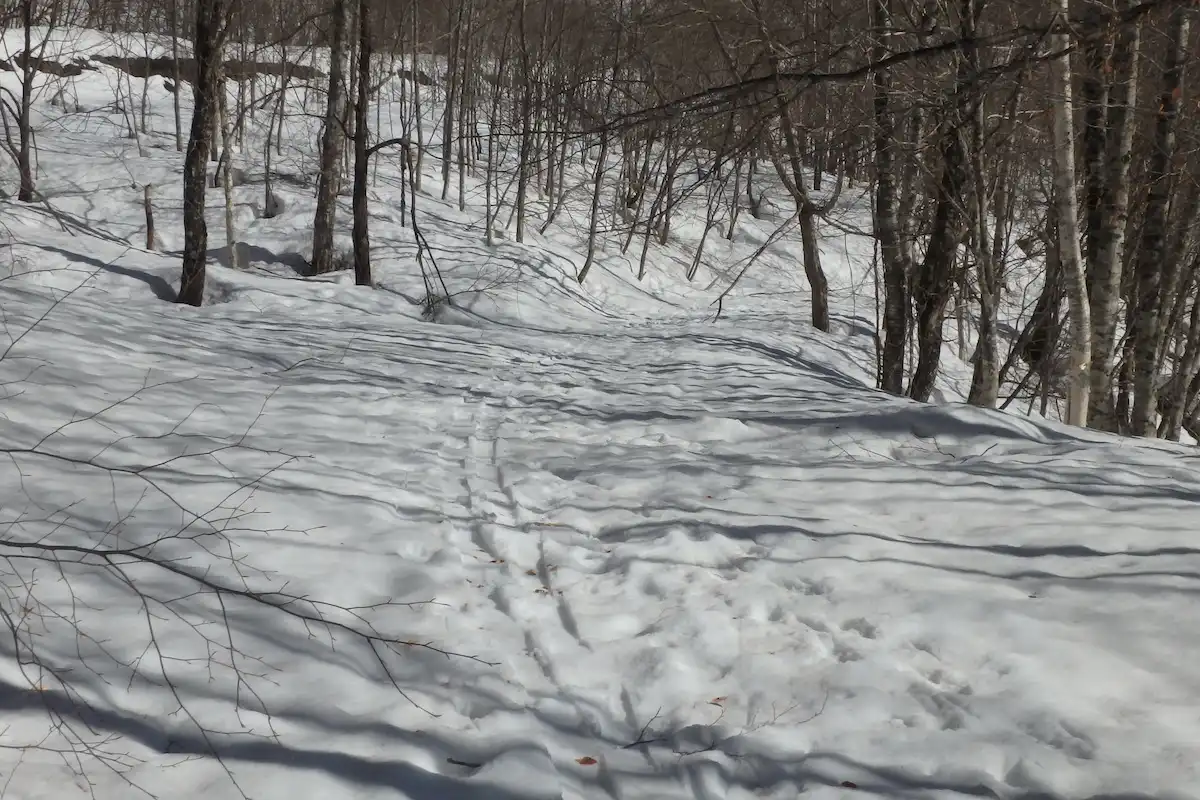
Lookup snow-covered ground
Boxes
[2,32,1200,800]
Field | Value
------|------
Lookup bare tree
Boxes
[1129,4,1191,436]
[350,0,372,286]
[311,0,348,275]
[1085,4,1141,429]
[1049,0,1091,426]
[872,0,909,395]
[178,0,238,306]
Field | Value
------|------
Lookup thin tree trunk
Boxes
[411,5,424,192]
[219,76,238,269]
[1161,270,1200,440]
[763,32,830,333]
[1080,0,1112,281]
[351,0,372,285]
[143,184,156,250]
[1050,0,1091,426]
[484,20,512,245]
[442,0,460,201]
[457,0,474,213]
[17,0,37,202]
[968,90,1007,407]
[514,0,533,243]
[170,0,183,151]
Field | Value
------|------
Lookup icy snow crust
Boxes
[2,29,1199,800]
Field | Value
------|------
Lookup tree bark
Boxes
[514,0,533,243]
[311,0,348,275]
[170,0,183,151]
[218,75,238,270]
[968,79,1011,408]
[143,184,156,250]
[442,0,461,201]
[351,0,372,286]
[872,0,909,395]
[17,0,37,202]
[178,0,226,306]
[908,0,975,403]
[908,122,969,403]
[1086,12,1140,429]
[1129,5,1189,436]
[1049,0,1091,426]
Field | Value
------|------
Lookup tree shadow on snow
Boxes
[0,679,532,800]
[210,243,311,276]
[34,243,176,301]
[0,678,1188,800]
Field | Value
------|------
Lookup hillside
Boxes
[2,27,1200,800]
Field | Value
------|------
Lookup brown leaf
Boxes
[840,781,858,789]
[576,756,598,766]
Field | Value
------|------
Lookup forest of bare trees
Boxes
[2,0,1199,438]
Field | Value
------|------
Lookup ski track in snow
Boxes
[2,33,1200,800]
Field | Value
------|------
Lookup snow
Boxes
[3,29,1200,800]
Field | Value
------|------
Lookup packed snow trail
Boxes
[2,264,1199,800]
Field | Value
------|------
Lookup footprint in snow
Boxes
[840,617,879,639]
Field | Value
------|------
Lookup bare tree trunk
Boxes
[1129,5,1190,437]
[351,0,372,286]
[514,0,533,243]
[178,0,227,306]
[1087,13,1140,429]
[263,59,288,218]
[484,18,513,245]
[968,88,1009,408]
[311,0,348,275]
[1013,208,1065,389]
[411,5,424,192]
[872,0,908,395]
[908,0,979,403]
[17,0,37,202]
[1080,0,1111,279]
[766,75,829,331]
[170,0,183,151]
[908,125,969,402]
[1161,268,1200,440]
[798,205,830,331]
[441,0,461,201]
[1160,179,1200,360]
[579,127,610,284]
[1050,0,1091,426]
[457,0,474,213]
[143,184,156,250]
[218,75,238,269]
[726,151,744,241]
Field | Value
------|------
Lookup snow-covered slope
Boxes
[2,33,1200,800]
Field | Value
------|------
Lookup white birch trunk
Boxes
[1050,0,1091,426]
